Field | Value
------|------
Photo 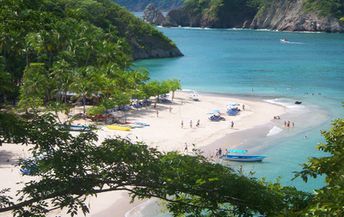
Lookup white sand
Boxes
[98,91,285,152]
[0,91,286,217]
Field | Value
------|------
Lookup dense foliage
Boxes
[0,112,313,217]
[0,0,180,111]
[115,0,183,11]
[295,118,344,216]
[304,0,344,18]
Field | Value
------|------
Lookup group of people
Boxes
[284,120,295,128]
[273,116,295,128]
[184,142,196,152]
[181,119,200,128]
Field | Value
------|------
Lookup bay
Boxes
[130,27,344,216]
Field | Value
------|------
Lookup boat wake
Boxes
[280,39,304,45]
[265,98,306,111]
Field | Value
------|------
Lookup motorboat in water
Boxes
[280,38,290,44]
[220,149,266,162]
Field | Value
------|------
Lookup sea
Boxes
[127,26,344,217]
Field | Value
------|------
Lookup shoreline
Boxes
[155,26,330,34]
[95,91,287,153]
[0,91,330,217]
[88,92,286,217]
[124,92,330,217]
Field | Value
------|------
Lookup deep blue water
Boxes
[131,28,344,216]
[136,28,344,98]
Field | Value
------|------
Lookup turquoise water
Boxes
[131,28,344,216]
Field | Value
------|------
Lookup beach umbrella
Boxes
[227,102,240,107]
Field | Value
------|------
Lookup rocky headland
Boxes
[142,0,344,33]
[250,0,344,32]
[143,4,166,25]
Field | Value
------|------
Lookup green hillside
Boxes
[304,0,344,18]
[0,0,181,103]
[115,0,182,11]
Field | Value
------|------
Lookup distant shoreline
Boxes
[132,11,336,34]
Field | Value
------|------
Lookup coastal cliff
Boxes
[250,0,344,32]
[146,0,344,33]
[143,4,166,25]
[164,0,257,28]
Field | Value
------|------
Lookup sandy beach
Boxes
[0,91,287,217]
[97,91,286,153]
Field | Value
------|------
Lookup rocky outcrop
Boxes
[164,8,201,27]
[250,0,344,32]
[156,0,344,33]
[133,46,182,59]
[143,4,165,25]
[130,35,183,60]
[163,1,257,28]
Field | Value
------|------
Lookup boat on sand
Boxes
[106,125,131,131]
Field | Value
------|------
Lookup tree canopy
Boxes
[0,0,182,115]
[0,0,180,105]
[304,0,344,18]
[0,112,313,217]
[295,118,344,216]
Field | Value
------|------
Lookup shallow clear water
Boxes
[131,28,344,216]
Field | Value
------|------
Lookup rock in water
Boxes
[143,4,165,25]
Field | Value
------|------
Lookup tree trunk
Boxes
[83,95,86,114]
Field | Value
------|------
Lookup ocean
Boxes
[129,27,344,216]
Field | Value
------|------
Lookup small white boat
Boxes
[191,91,200,101]
[280,39,289,44]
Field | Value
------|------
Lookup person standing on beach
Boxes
[292,122,295,127]
[181,120,184,128]
[196,119,200,127]
[190,120,193,128]
[242,104,245,111]
[156,110,159,117]
[184,143,188,152]
[287,121,290,128]
[218,148,222,157]
[231,121,234,128]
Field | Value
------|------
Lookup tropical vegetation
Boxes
[0,0,343,216]
[304,0,344,18]
[0,110,343,216]
[115,0,183,11]
[0,0,181,114]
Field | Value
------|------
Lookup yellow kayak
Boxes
[106,125,131,131]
